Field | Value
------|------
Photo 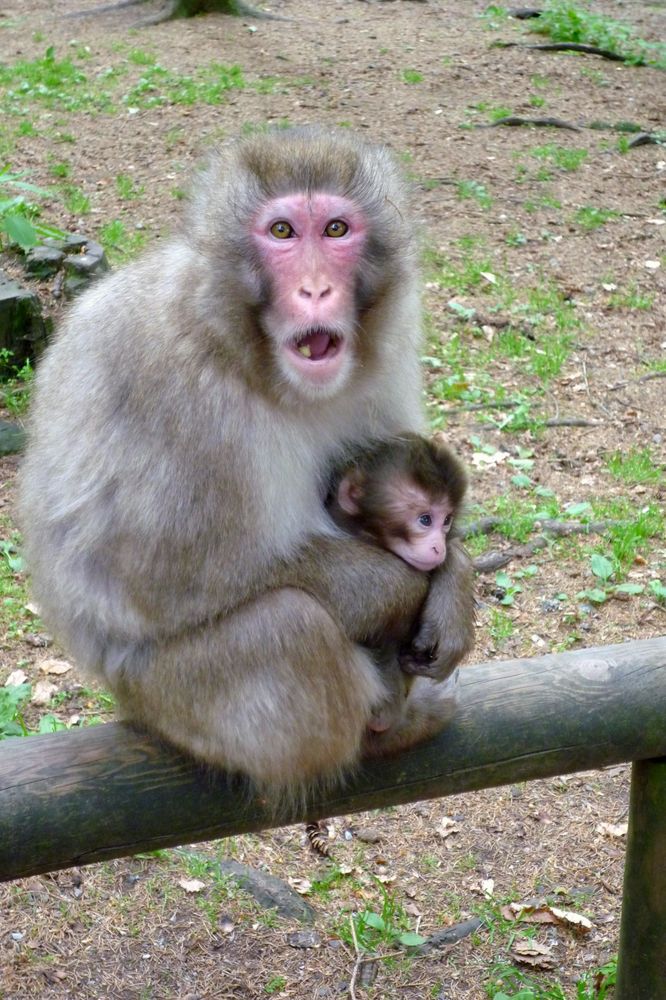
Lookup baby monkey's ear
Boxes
[337,467,366,515]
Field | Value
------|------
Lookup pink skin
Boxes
[386,500,453,572]
[251,194,367,388]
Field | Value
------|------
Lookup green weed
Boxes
[531,144,588,171]
[62,184,91,215]
[99,219,148,264]
[338,881,426,953]
[574,206,620,229]
[124,62,244,108]
[0,350,33,416]
[401,69,423,84]
[607,447,663,484]
[115,173,145,200]
[457,179,493,209]
[0,682,30,738]
[0,46,114,113]
[488,607,514,646]
[530,1,666,68]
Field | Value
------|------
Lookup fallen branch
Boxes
[465,518,619,573]
[608,371,666,391]
[497,41,643,64]
[543,417,601,428]
[479,115,583,131]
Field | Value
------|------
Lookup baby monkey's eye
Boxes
[443,514,452,528]
[325,219,348,238]
[270,221,294,239]
[418,513,432,527]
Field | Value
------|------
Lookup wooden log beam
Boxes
[1,636,665,882]
[616,756,666,1000]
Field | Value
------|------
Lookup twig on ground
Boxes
[467,519,621,574]
[496,40,641,63]
[479,115,582,131]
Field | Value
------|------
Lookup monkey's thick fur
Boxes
[20,127,474,797]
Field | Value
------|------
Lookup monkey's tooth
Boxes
[297,345,312,358]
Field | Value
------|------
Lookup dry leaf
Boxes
[480,879,495,899]
[436,816,459,840]
[501,904,557,925]
[40,658,72,676]
[511,939,555,969]
[24,602,41,616]
[4,669,28,687]
[178,878,206,893]
[471,449,509,469]
[288,877,312,895]
[550,907,593,933]
[31,680,58,706]
[596,822,628,839]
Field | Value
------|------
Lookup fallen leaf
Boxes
[436,816,460,840]
[596,822,628,839]
[31,680,58,706]
[178,878,206,893]
[288,877,312,895]
[4,669,28,687]
[40,658,72,676]
[511,938,555,969]
[550,906,593,932]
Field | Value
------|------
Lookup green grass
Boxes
[457,179,493,210]
[124,62,244,108]
[115,173,145,201]
[401,69,423,84]
[607,447,663,485]
[0,527,32,642]
[573,206,620,230]
[62,184,91,215]
[99,219,148,263]
[531,144,588,172]
[0,47,114,114]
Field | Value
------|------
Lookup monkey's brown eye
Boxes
[418,513,432,527]
[325,220,348,238]
[270,221,294,239]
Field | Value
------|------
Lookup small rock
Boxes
[217,859,316,923]
[24,245,65,278]
[287,929,322,949]
[354,826,383,844]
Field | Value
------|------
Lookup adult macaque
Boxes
[20,126,475,796]
[328,433,471,736]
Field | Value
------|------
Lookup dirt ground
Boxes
[0,0,665,997]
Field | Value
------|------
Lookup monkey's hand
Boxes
[399,539,475,681]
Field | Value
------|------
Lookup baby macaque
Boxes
[328,433,469,736]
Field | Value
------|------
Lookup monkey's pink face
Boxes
[252,193,367,397]
[385,492,454,572]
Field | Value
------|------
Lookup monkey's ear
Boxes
[337,470,365,515]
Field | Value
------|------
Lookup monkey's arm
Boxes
[274,536,430,647]
[399,538,476,680]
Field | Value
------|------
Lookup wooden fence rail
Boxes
[1,636,665,998]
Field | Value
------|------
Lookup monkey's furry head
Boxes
[184,125,416,271]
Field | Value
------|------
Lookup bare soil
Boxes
[0,0,664,997]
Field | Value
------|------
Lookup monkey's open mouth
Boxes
[291,328,342,362]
